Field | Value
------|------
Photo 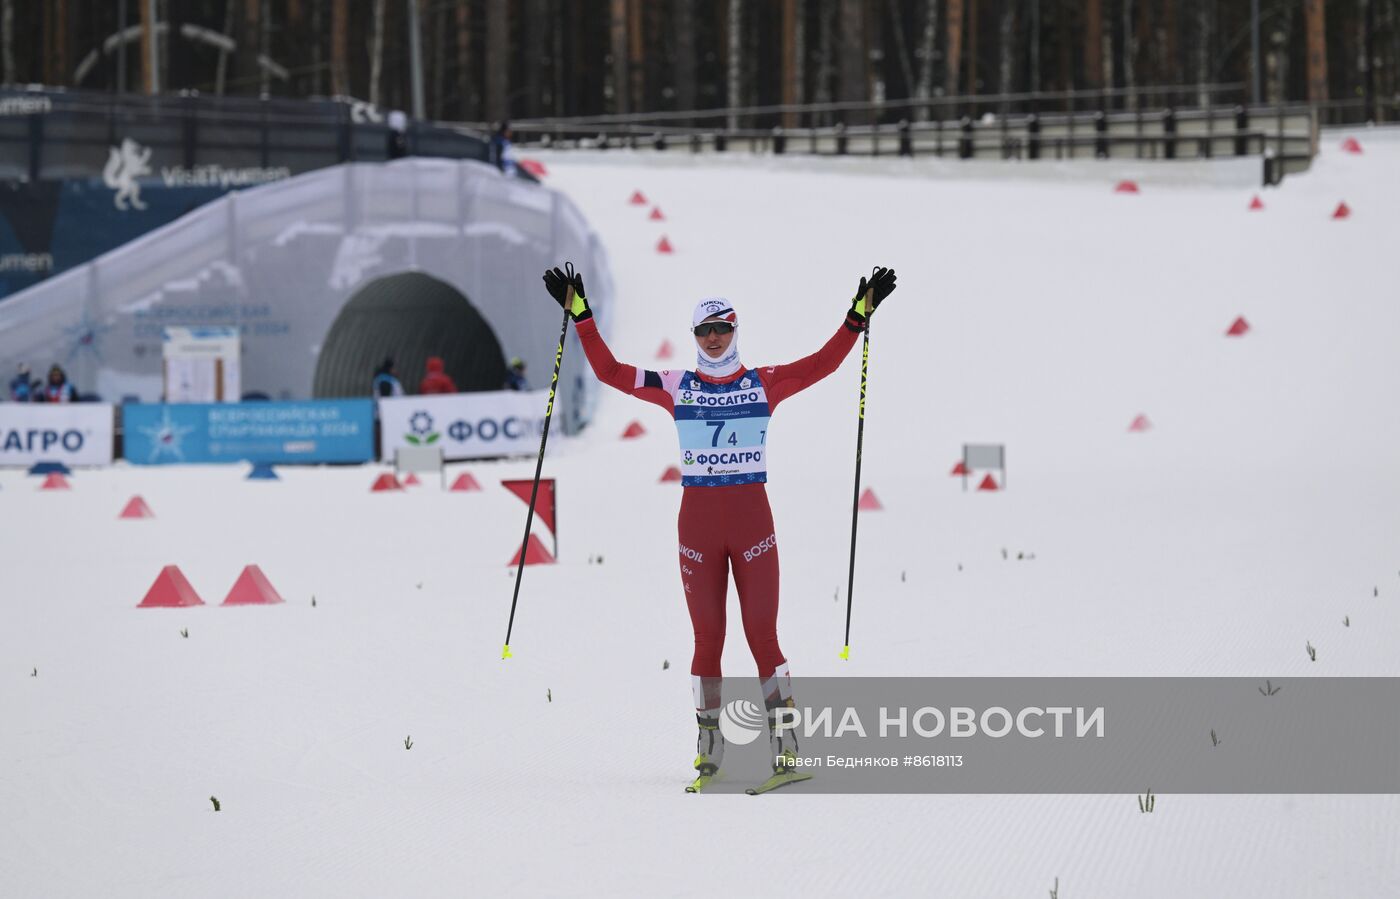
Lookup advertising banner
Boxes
[378,391,547,461]
[122,399,375,465]
[0,403,115,467]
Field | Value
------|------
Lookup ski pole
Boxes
[840,284,874,661]
[502,265,574,660]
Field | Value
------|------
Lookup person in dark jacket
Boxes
[504,357,528,391]
[45,365,76,402]
[419,357,457,395]
[373,358,404,397]
[9,363,31,402]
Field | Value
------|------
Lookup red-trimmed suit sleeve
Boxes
[574,317,674,413]
[757,321,860,413]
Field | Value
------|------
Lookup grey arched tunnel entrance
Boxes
[313,272,507,397]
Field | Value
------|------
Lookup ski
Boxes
[745,770,813,795]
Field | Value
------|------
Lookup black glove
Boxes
[542,263,591,322]
[845,266,897,332]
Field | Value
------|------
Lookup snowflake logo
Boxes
[137,408,196,463]
[405,411,440,445]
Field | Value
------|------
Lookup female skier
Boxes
[542,265,897,792]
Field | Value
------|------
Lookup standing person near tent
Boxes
[418,356,458,395]
[44,365,75,402]
[541,264,896,793]
[372,358,404,397]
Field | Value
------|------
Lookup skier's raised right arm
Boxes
[541,266,674,411]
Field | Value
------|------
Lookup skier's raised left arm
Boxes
[759,267,897,412]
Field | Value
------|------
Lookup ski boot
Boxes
[747,698,813,795]
[685,713,725,793]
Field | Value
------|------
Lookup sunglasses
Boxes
[692,321,735,337]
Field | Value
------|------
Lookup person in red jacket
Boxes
[542,263,897,793]
[418,357,457,394]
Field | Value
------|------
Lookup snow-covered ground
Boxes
[4,130,1399,897]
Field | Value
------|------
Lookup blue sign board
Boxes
[122,400,375,465]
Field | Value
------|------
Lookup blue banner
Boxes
[122,400,375,465]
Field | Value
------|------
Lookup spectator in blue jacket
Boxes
[373,358,404,397]
[9,363,32,401]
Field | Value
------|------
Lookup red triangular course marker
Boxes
[656,236,674,254]
[858,488,882,510]
[371,472,403,492]
[1332,201,1350,220]
[622,421,646,439]
[450,472,482,492]
[1114,180,1140,194]
[977,474,1000,492]
[950,461,969,476]
[138,565,205,608]
[1128,414,1152,432]
[119,496,155,519]
[1340,137,1363,154]
[629,190,648,205]
[649,206,665,221]
[659,466,682,483]
[1248,195,1264,211]
[403,473,421,486]
[40,472,70,490]
[1226,316,1250,337]
[221,565,285,606]
[510,533,556,566]
[517,158,548,177]
[656,339,674,359]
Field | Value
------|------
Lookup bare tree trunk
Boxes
[1303,0,1327,103]
[966,0,978,94]
[998,2,1015,98]
[1057,0,1072,91]
[309,0,323,95]
[945,0,963,96]
[674,0,696,113]
[887,0,915,102]
[914,0,939,119]
[628,0,644,115]
[610,0,628,114]
[1122,0,1136,108]
[1085,0,1102,89]
[55,0,69,85]
[782,0,798,126]
[524,0,547,117]
[0,0,14,85]
[1266,0,1293,104]
[140,0,154,93]
[455,0,473,118]
[815,0,836,112]
[432,1,445,118]
[331,0,348,95]
[1195,0,1213,106]
[837,0,865,116]
[369,0,385,106]
[794,0,806,115]
[1101,0,1114,93]
[485,0,508,121]
[727,0,742,128]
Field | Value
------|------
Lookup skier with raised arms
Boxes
[543,265,896,793]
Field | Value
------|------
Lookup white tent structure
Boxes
[0,158,612,433]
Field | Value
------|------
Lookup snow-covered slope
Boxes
[3,131,1398,897]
